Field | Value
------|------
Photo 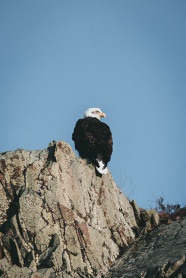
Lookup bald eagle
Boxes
[72,108,113,174]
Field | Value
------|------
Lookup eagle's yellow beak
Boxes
[100,112,106,118]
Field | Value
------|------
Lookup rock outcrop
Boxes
[106,217,186,277]
[1,140,185,278]
[0,141,138,277]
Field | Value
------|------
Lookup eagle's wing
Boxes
[72,118,113,168]
[87,120,113,166]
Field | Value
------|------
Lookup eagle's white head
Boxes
[84,108,106,120]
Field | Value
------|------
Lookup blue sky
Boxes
[1,1,186,209]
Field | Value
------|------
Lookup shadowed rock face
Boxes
[0,141,137,277]
[105,218,186,278]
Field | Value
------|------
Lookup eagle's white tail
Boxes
[96,159,108,174]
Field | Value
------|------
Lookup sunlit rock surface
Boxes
[0,141,137,277]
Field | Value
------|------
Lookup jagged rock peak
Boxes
[0,140,138,277]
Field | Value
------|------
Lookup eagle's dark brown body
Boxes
[72,117,113,168]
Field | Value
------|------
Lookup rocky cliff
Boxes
[0,141,138,277]
[1,141,185,278]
